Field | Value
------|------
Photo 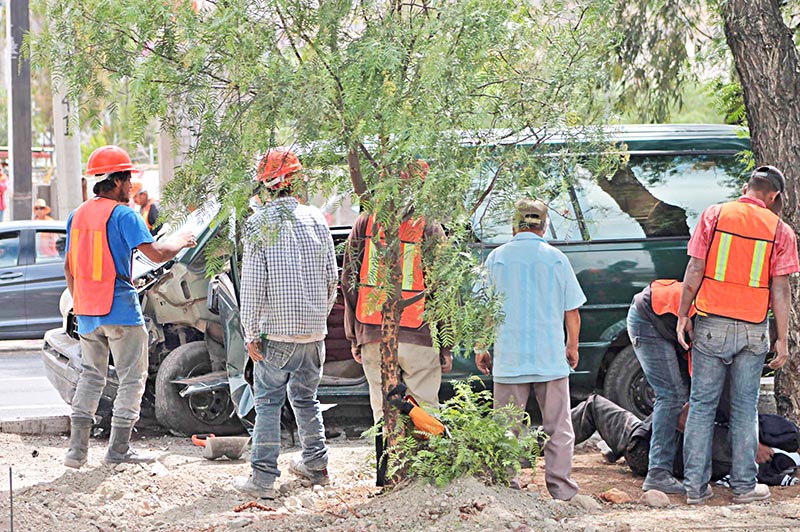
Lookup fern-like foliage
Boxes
[387,377,546,487]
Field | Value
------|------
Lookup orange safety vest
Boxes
[650,279,696,318]
[68,197,126,316]
[356,216,426,328]
[696,201,779,324]
[140,200,153,231]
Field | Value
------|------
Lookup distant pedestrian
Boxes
[677,165,799,505]
[0,165,7,221]
[33,198,58,257]
[64,145,196,469]
[233,147,338,500]
[134,189,161,235]
[475,198,585,501]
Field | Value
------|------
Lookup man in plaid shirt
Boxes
[232,147,338,500]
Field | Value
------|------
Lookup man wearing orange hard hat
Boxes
[233,147,338,500]
[63,145,198,470]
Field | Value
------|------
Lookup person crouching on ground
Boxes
[474,198,585,501]
[233,147,338,500]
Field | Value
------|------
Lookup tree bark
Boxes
[722,0,800,422]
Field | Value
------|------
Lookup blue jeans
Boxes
[683,315,767,497]
[627,306,688,475]
[250,339,328,486]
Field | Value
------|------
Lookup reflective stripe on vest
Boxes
[696,201,779,323]
[355,216,426,328]
[649,279,695,318]
[69,197,121,316]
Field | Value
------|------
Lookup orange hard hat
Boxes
[256,147,303,189]
[130,178,143,196]
[86,145,137,176]
[400,159,429,180]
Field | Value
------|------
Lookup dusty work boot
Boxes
[64,417,93,469]
[289,457,330,486]
[732,483,770,504]
[642,468,686,494]
[103,425,158,465]
[232,476,276,500]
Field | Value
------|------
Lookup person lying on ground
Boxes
[571,393,800,488]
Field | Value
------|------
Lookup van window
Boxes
[472,153,747,244]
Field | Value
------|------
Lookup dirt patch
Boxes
[0,432,799,531]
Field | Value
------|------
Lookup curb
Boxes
[0,340,45,353]
[0,416,69,435]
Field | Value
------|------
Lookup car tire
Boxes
[602,344,654,420]
[155,341,244,436]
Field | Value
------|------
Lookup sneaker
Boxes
[232,476,275,500]
[289,457,330,486]
[642,471,686,494]
[687,485,713,505]
[732,483,770,504]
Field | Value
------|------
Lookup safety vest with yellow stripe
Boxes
[355,216,426,328]
[140,200,153,231]
[696,201,779,323]
[69,197,127,316]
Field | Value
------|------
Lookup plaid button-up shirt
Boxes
[241,197,338,343]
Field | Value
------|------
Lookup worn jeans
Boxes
[72,324,148,428]
[250,339,328,486]
[683,315,768,497]
[627,306,688,475]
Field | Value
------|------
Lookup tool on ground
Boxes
[192,433,251,460]
[387,383,447,438]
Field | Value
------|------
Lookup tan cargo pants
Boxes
[361,342,441,424]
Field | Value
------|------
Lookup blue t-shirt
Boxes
[66,204,155,335]
[482,232,586,383]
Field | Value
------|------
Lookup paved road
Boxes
[0,343,71,421]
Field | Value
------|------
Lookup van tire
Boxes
[155,341,244,436]
[602,345,654,420]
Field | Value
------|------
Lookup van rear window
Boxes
[472,153,747,244]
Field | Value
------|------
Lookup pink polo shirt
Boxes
[688,196,800,277]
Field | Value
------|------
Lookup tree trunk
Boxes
[379,225,405,452]
[722,0,800,423]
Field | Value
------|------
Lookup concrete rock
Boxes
[640,490,670,507]
[227,517,251,529]
[615,523,632,532]
[719,507,733,518]
[600,488,633,504]
[569,494,601,512]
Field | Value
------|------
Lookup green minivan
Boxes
[43,123,753,435]
[217,123,752,426]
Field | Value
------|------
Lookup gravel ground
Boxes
[0,431,799,532]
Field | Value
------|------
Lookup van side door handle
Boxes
[0,272,23,280]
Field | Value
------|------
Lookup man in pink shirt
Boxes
[676,166,799,505]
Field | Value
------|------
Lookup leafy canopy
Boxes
[35,0,619,352]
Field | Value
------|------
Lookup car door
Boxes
[25,227,68,337]
[0,230,28,339]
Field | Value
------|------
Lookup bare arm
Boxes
[769,275,791,369]
[677,257,705,349]
[64,255,74,296]
[136,231,196,263]
[565,308,580,369]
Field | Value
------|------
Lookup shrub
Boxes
[387,377,546,487]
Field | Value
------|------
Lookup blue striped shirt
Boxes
[483,232,586,382]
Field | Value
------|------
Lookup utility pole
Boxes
[6,0,32,221]
[51,82,83,218]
